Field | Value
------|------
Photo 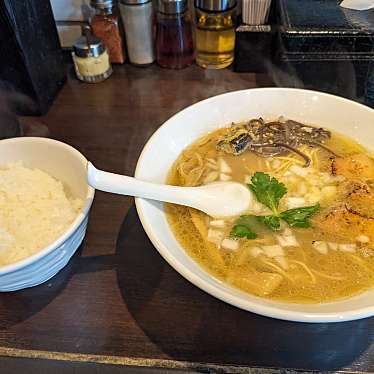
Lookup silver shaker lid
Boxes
[195,0,236,11]
[158,0,187,14]
[73,26,106,58]
[90,0,114,9]
[120,0,151,5]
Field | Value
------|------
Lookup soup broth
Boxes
[166,119,374,303]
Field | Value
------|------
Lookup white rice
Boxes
[0,162,83,266]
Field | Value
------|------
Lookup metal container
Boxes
[90,0,114,10]
[72,27,112,83]
[158,0,186,14]
[195,0,236,11]
[119,0,155,65]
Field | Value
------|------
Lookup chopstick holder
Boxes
[242,0,272,25]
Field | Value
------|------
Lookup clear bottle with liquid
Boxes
[156,0,194,69]
[195,0,237,69]
[90,0,126,64]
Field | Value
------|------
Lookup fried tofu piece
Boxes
[313,204,374,242]
[344,181,374,218]
[332,154,374,180]
[227,269,283,296]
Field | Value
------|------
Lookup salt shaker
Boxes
[72,26,113,83]
[119,0,155,65]
[156,0,194,69]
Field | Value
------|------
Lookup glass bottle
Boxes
[194,0,237,69]
[156,0,194,69]
[90,0,126,64]
[119,0,155,66]
[72,27,112,83]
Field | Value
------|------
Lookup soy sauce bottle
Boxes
[156,0,194,69]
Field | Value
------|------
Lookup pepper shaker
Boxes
[119,0,155,66]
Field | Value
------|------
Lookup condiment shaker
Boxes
[119,0,155,66]
[195,0,237,69]
[72,26,113,83]
[90,0,126,63]
[156,0,194,69]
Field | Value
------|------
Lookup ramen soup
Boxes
[166,117,374,303]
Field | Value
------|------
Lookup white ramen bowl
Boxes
[0,137,94,291]
[135,88,374,323]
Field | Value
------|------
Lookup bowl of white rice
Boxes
[0,137,94,291]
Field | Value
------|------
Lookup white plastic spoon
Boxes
[87,162,253,218]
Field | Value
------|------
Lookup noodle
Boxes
[179,152,205,186]
[290,260,316,284]
[347,254,373,274]
[260,258,294,282]
[310,268,345,281]
[166,119,374,303]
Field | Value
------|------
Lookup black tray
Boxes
[274,0,374,107]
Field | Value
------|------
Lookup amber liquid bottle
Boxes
[156,0,194,69]
[195,0,236,69]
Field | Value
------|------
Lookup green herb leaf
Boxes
[256,215,281,231]
[231,173,319,240]
[235,215,256,226]
[230,224,257,239]
[279,204,320,228]
[230,215,257,239]
[231,215,259,238]
[248,172,287,213]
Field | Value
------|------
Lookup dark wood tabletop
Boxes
[0,64,373,374]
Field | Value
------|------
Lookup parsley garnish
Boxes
[230,172,320,237]
[230,215,257,239]
[256,215,281,231]
[230,224,257,239]
[248,172,287,213]
[280,204,320,228]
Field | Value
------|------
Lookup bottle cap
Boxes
[90,0,114,9]
[73,26,106,58]
[120,0,151,5]
[158,0,187,14]
[195,0,236,11]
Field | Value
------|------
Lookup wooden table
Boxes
[0,65,373,373]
